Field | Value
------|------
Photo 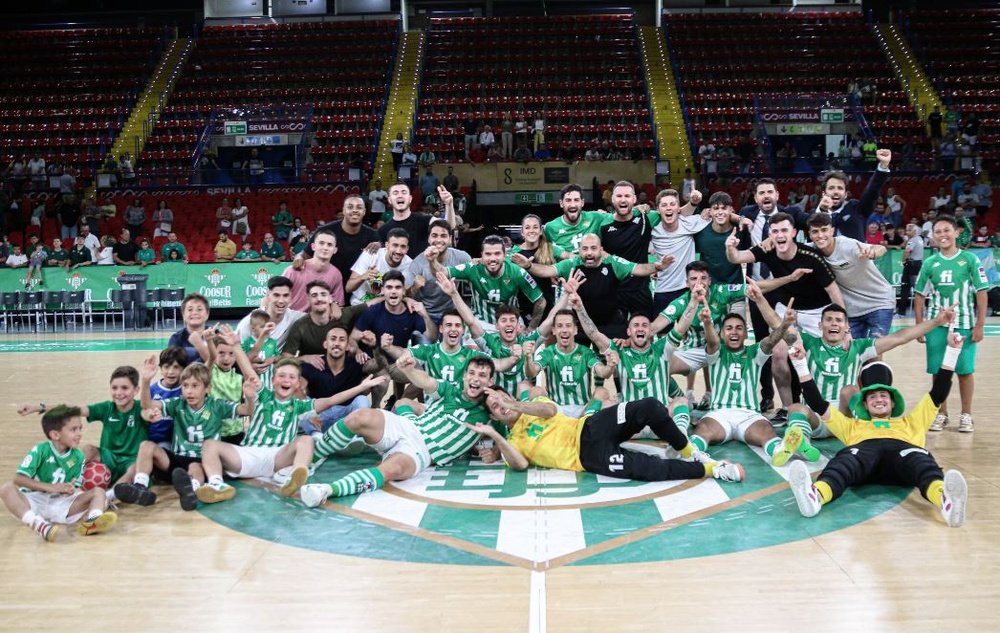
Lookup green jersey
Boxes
[160,242,187,261]
[163,396,238,458]
[414,382,491,465]
[261,241,285,260]
[411,342,486,389]
[242,337,280,389]
[478,330,540,394]
[915,250,989,330]
[956,217,974,249]
[448,261,542,323]
[244,388,314,448]
[661,283,747,350]
[234,249,260,261]
[707,342,769,411]
[611,331,682,402]
[46,249,68,266]
[137,248,156,264]
[211,365,245,436]
[17,441,85,489]
[553,253,635,281]
[799,331,878,403]
[534,343,600,407]
[85,400,148,459]
[543,211,614,253]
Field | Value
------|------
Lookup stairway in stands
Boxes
[373,30,425,186]
[638,25,693,177]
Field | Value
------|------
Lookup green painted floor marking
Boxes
[0,339,171,353]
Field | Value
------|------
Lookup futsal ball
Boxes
[81,462,112,491]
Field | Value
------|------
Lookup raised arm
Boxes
[511,252,559,279]
[755,268,812,294]
[569,293,610,352]
[679,190,702,216]
[745,279,783,330]
[630,254,675,278]
[465,420,530,471]
[436,271,485,339]
[218,326,257,381]
[700,300,721,355]
[593,348,619,380]
[439,186,457,229]
[725,229,757,264]
[760,298,797,355]
[139,354,162,412]
[394,350,439,395]
[874,307,954,355]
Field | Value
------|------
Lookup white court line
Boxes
[529,570,546,633]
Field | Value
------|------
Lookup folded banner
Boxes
[1,262,288,308]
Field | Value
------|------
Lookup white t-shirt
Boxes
[6,253,27,267]
[650,215,710,293]
[349,247,414,305]
[82,233,101,262]
[368,190,387,216]
[236,307,306,352]
[96,247,114,265]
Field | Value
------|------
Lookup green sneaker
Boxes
[771,426,803,467]
[799,442,822,462]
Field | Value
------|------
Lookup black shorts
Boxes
[152,451,202,483]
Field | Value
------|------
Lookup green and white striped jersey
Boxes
[411,342,486,390]
[533,343,600,407]
[660,283,747,350]
[244,388,315,448]
[448,261,543,323]
[611,336,679,402]
[915,250,989,330]
[707,342,769,411]
[477,331,540,394]
[799,331,878,403]
[163,396,238,458]
[414,382,492,465]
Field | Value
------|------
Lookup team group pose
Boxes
[5,159,985,539]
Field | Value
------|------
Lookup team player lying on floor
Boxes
[6,170,981,539]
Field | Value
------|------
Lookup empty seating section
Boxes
[0,27,169,177]
[902,9,1000,164]
[665,12,926,159]
[145,20,399,182]
[415,14,656,161]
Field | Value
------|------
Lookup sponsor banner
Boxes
[215,120,307,134]
[1,262,286,309]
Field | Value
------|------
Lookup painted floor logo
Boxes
[199,441,912,569]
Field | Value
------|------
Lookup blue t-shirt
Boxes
[353,303,426,352]
[148,380,181,444]
[168,328,202,364]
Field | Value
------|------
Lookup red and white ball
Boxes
[81,461,112,491]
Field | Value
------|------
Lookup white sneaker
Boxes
[958,414,974,433]
[689,449,717,465]
[789,461,822,518]
[273,466,293,486]
[712,462,744,482]
[941,470,968,528]
[299,483,332,508]
[929,413,949,432]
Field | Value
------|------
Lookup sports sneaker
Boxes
[114,482,157,506]
[958,414,974,433]
[689,449,717,465]
[694,393,712,411]
[196,483,236,504]
[799,442,822,463]
[280,466,309,497]
[171,468,198,512]
[77,511,117,536]
[31,518,59,542]
[771,427,803,467]
[788,461,822,518]
[929,413,949,432]
[299,483,333,508]
[770,408,788,428]
[760,397,774,415]
[941,470,968,528]
[712,462,745,482]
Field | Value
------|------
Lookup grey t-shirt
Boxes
[822,236,896,316]
[650,215,710,292]
[905,236,925,262]
[409,248,472,321]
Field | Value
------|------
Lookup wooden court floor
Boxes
[0,326,998,633]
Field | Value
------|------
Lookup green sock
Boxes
[313,419,355,461]
[583,399,603,417]
[764,437,782,457]
[395,404,416,417]
[787,412,820,461]
[673,404,692,433]
[690,435,708,452]
[330,467,385,497]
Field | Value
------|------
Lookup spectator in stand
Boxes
[26,243,46,285]
[868,198,893,227]
[442,167,459,194]
[46,238,69,270]
[961,112,979,146]
[513,142,532,163]
[195,154,220,185]
[500,113,514,159]
[944,105,960,138]
[931,187,951,211]
[244,148,265,184]
[534,142,551,161]
[736,136,755,174]
[7,244,27,268]
[96,236,116,266]
[400,144,417,171]
[938,135,957,171]
[137,238,157,267]
[390,132,405,172]
[234,240,260,261]
[927,106,944,150]
[698,140,717,180]
[884,225,905,250]
[532,112,545,152]
[288,217,304,245]
[58,165,76,204]
[584,144,602,162]
[7,155,27,197]
[514,112,529,148]
[68,236,92,269]
[100,154,117,186]
[716,144,734,183]
[970,225,991,248]
[368,180,388,226]
[272,201,294,240]
[124,198,145,242]
[152,200,173,238]
[463,113,478,160]
[231,197,251,239]
[417,147,436,169]
[291,227,312,256]
[216,197,233,234]
[419,168,439,197]
[972,174,992,218]
[260,232,285,263]
[478,125,496,154]
[0,234,7,266]
[957,183,980,217]
[57,197,80,241]
[160,232,188,263]
[865,223,885,246]
[214,232,237,262]
[487,143,505,163]
[27,153,46,190]
[119,153,135,184]
[282,229,345,312]
[113,229,138,265]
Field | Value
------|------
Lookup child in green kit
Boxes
[1,405,117,541]
[190,324,251,444]
[241,310,279,389]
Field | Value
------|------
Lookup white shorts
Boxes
[674,347,709,372]
[558,403,587,418]
[370,411,432,473]
[698,407,767,444]
[24,490,86,524]
[776,303,825,338]
[226,445,283,479]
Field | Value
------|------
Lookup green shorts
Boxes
[98,448,136,481]
[925,326,977,376]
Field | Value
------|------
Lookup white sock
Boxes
[190,478,201,491]
[105,488,117,502]
[21,510,38,526]
[208,475,224,487]
[86,509,103,521]
[134,473,150,488]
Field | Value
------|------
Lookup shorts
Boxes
[369,411,432,474]
[23,490,86,524]
[98,448,135,482]
[674,347,709,372]
[925,326,976,376]
[225,445,282,479]
[558,403,587,418]
[848,308,895,339]
[152,451,202,483]
[776,302,824,338]
[698,407,766,443]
